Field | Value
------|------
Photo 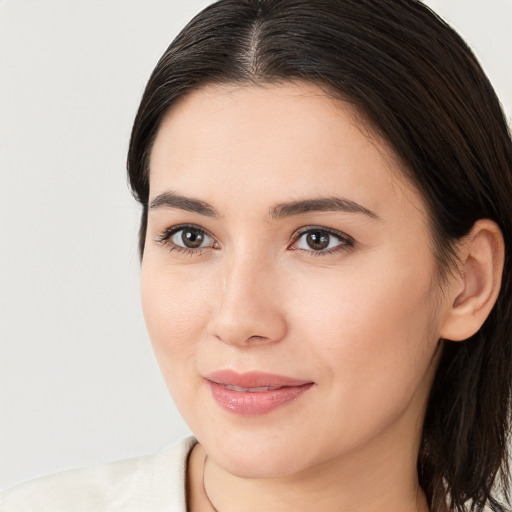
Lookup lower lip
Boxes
[207,381,314,416]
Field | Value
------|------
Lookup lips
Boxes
[223,384,282,392]
[205,370,315,416]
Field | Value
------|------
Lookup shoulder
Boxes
[0,437,197,512]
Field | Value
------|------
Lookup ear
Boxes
[440,219,505,342]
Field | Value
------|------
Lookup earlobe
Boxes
[440,219,505,342]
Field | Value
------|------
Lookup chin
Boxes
[218,449,306,479]
[197,425,319,479]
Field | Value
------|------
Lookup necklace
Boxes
[203,453,221,512]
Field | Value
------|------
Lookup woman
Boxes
[2,0,511,511]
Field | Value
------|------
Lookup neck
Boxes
[188,416,430,512]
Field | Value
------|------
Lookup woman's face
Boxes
[142,82,449,478]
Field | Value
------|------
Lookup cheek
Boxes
[140,263,212,381]
[289,251,440,422]
[292,250,437,342]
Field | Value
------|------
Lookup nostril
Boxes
[210,313,287,347]
[247,335,267,342]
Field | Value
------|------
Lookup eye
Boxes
[156,225,218,253]
[290,227,353,255]
[171,227,212,248]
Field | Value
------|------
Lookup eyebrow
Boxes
[149,191,219,217]
[148,191,379,220]
[270,197,380,220]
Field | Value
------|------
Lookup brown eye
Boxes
[168,226,214,250]
[305,231,330,251]
[293,227,353,254]
[179,228,206,248]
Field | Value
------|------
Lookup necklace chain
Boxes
[203,454,220,512]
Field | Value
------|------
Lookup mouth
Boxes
[204,370,315,416]
[222,384,283,392]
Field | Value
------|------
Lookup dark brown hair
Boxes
[127,1,512,510]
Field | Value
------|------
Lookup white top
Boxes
[1,439,496,512]
[0,437,197,512]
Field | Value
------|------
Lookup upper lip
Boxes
[205,369,313,389]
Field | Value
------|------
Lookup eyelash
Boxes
[156,224,217,256]
[155,224,354,257]
[289,226,354,256]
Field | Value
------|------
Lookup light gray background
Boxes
[1,0,511,491]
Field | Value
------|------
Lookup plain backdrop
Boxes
[1,0,511,491]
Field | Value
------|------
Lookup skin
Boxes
[141,82,502,512]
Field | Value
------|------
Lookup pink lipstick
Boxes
[205,370,314,416]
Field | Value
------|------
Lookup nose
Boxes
[207,254,288,347]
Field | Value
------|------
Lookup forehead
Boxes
[148,82,426,221]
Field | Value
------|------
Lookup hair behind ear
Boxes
[421,221,509,512]
[421,325,511,512]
